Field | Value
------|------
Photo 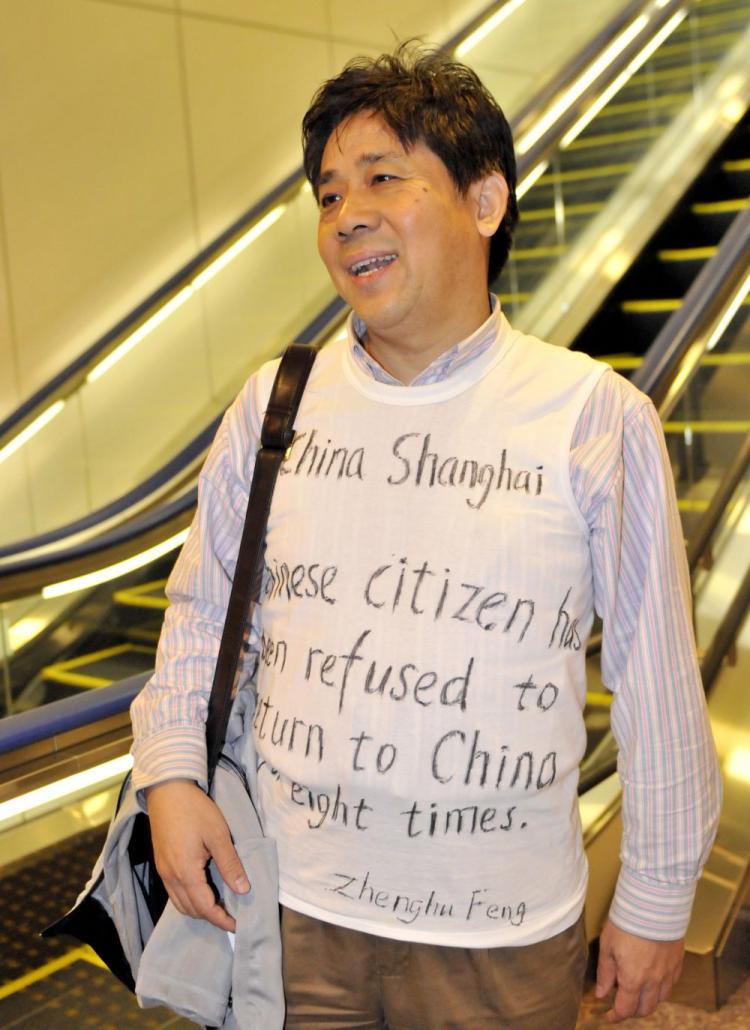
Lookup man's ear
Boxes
[472,171,509,238]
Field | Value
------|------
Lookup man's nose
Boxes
[335,191,379,239]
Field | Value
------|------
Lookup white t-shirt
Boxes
[237,313,606,946]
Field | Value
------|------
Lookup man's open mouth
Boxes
[348,254,398,277]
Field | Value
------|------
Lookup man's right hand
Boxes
[146,779,250,932]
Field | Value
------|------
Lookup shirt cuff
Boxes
[609,865,697,940]
[131,726,208,799]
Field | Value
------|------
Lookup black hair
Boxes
[302,42,519,282]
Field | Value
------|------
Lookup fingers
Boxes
[605,977,670,1022]
[210,832,250,895]
[605,983,640,1023]
[168,874,238,932]
[595,945,617,999]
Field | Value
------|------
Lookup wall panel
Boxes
[180,17,329,246]
[0,0,197,405]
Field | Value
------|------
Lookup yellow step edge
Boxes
[585,691,613,708]
[540,162,635,185]
[691,199,748,214]
[657,246,717,261]
[521,202,604,222]
[658,31,740,59]
[602,356,643,370]
[701,352,750,366]
[43,669,112,689]
[622,297,750,313]
[511,245,567,260]
[0,946,98,1001]
[723,159,750,173]
[664,421,750,433]
[621,299,682,313]
[567,126,662,151]
[113,578,169,610]
[602,353,750,369]
[690,9,750,29]
[42,642,156,689]
[497,292,531,304]
[629,60,717,86]
[596,93,689,117]
[677,497,711,513]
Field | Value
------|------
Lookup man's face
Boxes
[316,111,493,350]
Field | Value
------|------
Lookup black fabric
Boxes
[42,887,136,992]
[41,342,316,993]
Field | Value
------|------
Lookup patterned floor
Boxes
[578,976,750,1028]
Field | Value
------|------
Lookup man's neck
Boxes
[361,297,493,385]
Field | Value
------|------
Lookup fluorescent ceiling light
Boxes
[455,0,528,57]
[42,527,189,599]
[0,753,133,830]
[516,14,650,156]
[0,401,65,466]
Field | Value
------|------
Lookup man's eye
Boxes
[319,193,340,208]
[373,174,397,184]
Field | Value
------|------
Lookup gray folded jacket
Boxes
[135,754,284,1029]
[62,686,285,1028]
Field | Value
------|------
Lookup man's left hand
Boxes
[595,919,684,1022]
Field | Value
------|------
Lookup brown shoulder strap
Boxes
[205,343,316,783]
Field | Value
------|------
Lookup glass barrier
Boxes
[1,0,749,551]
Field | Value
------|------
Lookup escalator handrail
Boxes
[0,416,220,562]
[0,0,675,454]
[0,164,303,450]
[632,204,750,408]
[0,673,147,758]
[0,296,348,564]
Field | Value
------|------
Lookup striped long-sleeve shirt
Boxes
[131,300,721,942]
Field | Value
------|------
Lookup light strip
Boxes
[706,269,750,351]
[85,203,287,384]
[561,10,687,148]
[0,400,65,466]
[41,527,189,599]
[191,204,286,289]
[517,161,549,199]
[516,14,650,156]
[87,286,195,383]
[455,0,528,57]
[0,753,133,829]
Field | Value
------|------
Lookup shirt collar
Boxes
[349,295,501,387]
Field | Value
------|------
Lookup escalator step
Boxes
[657,246,719,260]
[42,644,155,689]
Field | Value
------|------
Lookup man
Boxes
[132,45,721,1027]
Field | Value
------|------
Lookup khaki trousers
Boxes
[282,907,587,1029]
